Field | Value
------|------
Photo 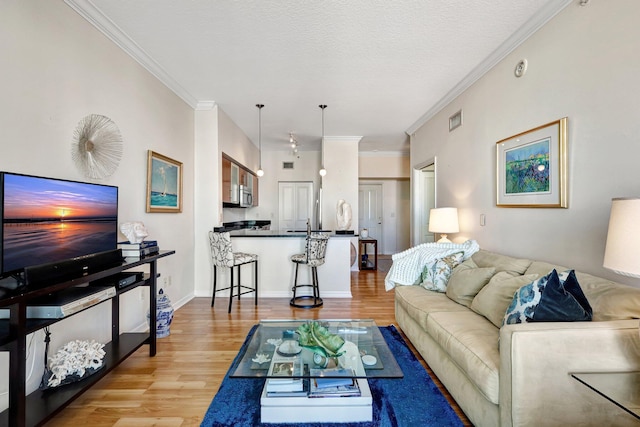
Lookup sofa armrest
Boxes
[499,320,640,427]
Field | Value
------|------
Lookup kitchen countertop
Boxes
[228,229,357,238]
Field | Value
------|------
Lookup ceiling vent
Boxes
[282,161,294,170]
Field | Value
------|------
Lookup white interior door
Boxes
[279,181,314,231]
[358,184,383,246]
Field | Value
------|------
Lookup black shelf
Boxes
[0,250,174,427]
[0,333,148,427]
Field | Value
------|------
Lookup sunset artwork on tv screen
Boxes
[0,172,118,277]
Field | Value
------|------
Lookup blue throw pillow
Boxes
[503,269,592,325]
[533,269,593,322]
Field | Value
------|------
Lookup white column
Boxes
[321,136,362,232]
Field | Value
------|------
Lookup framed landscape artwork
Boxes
[496,117,568,208]
[146,150,183,213]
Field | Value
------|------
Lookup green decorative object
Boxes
[296,321,345,358]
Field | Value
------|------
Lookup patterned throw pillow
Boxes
[503,269,593,325]
[502,271,552,325]
[419,252,464,292]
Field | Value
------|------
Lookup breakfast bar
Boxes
[222,228,354,299]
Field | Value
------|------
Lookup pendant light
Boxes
[256,104,264,177]
[319,104,327,177]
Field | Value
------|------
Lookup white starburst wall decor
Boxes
[71,114,123,179]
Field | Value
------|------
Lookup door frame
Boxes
[412,157,437,247]
[358,182,384,253]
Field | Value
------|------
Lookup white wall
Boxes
[248,150,322,229]
[359,179,410,255]
[0,0,195,406]
[322,137,361,232]
[194,106,220,303]
[411,0,640,287]
[359,153,409,179]
[218,108,259,172]
[359,153,411,254]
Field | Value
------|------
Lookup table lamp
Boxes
[428,207,459,243]
[603,197,640,340]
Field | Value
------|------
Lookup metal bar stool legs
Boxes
[290,263,323,308]
[209,231,259,313]
[289,233,329,309]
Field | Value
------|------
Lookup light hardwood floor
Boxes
[47,258,471,426]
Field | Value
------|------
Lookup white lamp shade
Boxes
[428,207,459,234]
[603,198,640,278]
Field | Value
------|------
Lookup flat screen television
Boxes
[0,172,118,281]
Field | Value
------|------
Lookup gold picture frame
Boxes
[496,117,568,208]
[146,150,183,213]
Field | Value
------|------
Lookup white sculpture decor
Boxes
[336,199,352,231]
[120,221,149,243]
[44,340,105,388]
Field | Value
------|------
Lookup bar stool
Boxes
[290,232,329,308]
[208,231,258,313]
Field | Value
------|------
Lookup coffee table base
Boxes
[260,378,373,423]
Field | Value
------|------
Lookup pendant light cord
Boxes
[319,105,327,176]
[256,104,264,176]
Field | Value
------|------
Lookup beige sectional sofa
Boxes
[394,249,640,427]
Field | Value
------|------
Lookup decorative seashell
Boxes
[252,353,271,364]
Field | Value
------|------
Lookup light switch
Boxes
[480,214,486,226]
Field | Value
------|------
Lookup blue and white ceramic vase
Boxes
[147,288,174,338]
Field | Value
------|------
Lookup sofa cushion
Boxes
[575,272,640,321]
[394,285,467,330]
[426,310,500,404]
[472,249,532,275]
[419,251,464,292]
[504,269,593,325]
[445,260,496,307]
[524,260,568,277]
[470,272,539,328]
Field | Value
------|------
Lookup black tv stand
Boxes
[0,250,175,427]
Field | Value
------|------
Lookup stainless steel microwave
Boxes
[239,185,253,207]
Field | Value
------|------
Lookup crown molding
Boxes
[359,151,409,158]
[323,136,363,143]
[405,0,573,136]
[64,0,200,108]
[196,101,217,111]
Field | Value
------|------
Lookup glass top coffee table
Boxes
[231,319,403,379]
[232,319,403,423]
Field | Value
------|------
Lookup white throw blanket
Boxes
[384,240,480,291]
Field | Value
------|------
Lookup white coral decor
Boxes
[47,340,105,388]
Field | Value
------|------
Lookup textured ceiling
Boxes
[68,0,571,153]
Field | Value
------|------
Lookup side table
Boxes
[571,372,640,420]
[359,238,377,270]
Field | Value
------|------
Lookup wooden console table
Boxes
[359,238,378,270]
[0,250,174,427]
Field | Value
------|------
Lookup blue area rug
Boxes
[201,324,462,427]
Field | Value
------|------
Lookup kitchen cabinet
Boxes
[222,154,258,207]
[222,157,239,204]
[252,174,259,207]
